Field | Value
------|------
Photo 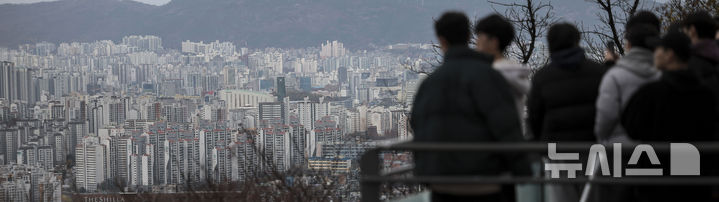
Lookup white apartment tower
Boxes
[320,41,346,58]
[75,143,106,192]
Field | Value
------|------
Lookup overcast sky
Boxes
[0,0,171,6]
[0,0,668,5]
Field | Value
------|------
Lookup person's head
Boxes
[652,30,692,71]
[474,14,515,57]
[624,23,660,51]
[681,11,718,43]
[434,11,471,52]
[626,10,662,32]
[666,22,683,33]
[547,23,581,53]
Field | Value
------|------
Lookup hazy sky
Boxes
[0,0,667,6]
[0,0,171,6]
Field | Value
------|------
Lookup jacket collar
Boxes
[550,47,585,69]
[662,68,702,90]
[443,45,493,63]
[692,40,719,64]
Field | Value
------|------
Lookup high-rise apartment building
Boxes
[276,77,286,100]
[109,136,132,185]
[167,137,202,184]
[259,126,290,172]
[320,41,346,58]
[122,35,163,51]
[37,146,53,170]
[259,101,288,127]
[75,143,106,192]
[0,62,36,104]
[218,90,275,110]
[1,129,18,165]
[0,61,15,102]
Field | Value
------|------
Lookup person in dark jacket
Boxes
[715,16,719,45]
[474,14,531,135]
[684,12,719,201]
[682,11,719,114]
[528,23,606,142]
[622,30,717,202]
[527,23,606,202]
[410,11,530,202]
[474,14,539,202]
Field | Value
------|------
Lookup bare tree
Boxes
[656,0,719,26]
[489,0,555,67]
[578,22,612,62]
[584,0,642,56]
[400,43,441,75]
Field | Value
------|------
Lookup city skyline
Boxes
[0,33,421,201]
[0,0,709,201]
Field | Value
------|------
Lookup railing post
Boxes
[361,148,381,202]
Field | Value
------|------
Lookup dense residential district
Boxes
[0,36,432,201]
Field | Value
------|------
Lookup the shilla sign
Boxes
[544,143,701,178]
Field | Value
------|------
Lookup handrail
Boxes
[375,141,719,152]
[360,141,719,202]
[363,176,719,185]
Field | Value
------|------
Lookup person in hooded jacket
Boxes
[595,23,661,144]
[528,23,606,143]
[621,29,717,202]
[682,11,719,116]
[590,13,662,202]
[527,23,606,202]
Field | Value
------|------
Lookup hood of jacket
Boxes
[693,40,719,64]
[615,47,660,78]
[550,47,585,70]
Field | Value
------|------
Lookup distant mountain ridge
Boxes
[0,0,492,49]
[0,0,660,49]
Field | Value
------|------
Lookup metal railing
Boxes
[360,140,719,202]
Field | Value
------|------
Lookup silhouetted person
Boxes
[625,10,663,32]
[603,10,663,67]
[528,22,606,142]
[474,14,531,136]
[474,14,535,202]
[682,11,719,116]
[715,16,719,44]
[410,11,530,202]
[527,23,606,202]
[621,30,717,202]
